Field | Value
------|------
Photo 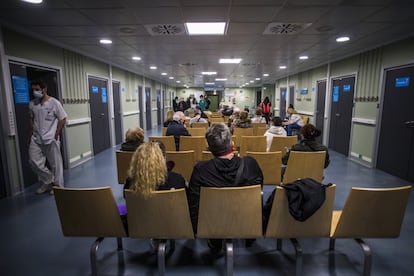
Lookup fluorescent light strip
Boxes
[186,22,226,35]
[219,58,242,64]
[202,72,217,75]
[215,78,227,81]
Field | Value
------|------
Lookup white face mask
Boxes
[33,90,43,99]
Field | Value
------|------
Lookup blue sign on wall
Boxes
[101,87,107,103]
[300,88,308,95]
[332,86,339,102]
[12,75,30,104]
[92,86,99,93]
[343,84,351,92]
[395,77,410,87]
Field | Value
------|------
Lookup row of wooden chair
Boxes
[53,184,411,276]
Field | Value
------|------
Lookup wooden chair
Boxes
[116,150,134,184]
[232,128,254,149]
[209,117,225,123]
[301,115,309,125]
[269,136,298,155]
[187,127,206,137]
[125,189,194,276]
[179,136,208,162]
[239,136,267,157]
[252,122,267,135]
[256,126,267,136]
[165,150,195,181]
[264,184,336,276]
[329,185,412,276]
[197,185,262,276]
[162,127,167,136]
[148,136,176,151]
[246,151,282,185]
[184,119,190,128]
[191,122,209,129]
[53,187,127,276]
[282,151,326,184]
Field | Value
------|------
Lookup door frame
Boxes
[315,78,327,144]
[112,80,123,145]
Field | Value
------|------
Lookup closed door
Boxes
[256,90,262,107]
[138,86,144,127]
[289,86,295,108]
[279,87,287,119]
[88,77,110,155]
[145,87,152,130]
[315,80,327,144]
[112,81,122,145]
[377,65,414,182]
[328,76,355,156]
[157,90,162,125]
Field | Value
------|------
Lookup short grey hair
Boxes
[205,123,232,157]
[173,111,185,122]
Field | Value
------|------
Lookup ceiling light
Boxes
[336,36,350,42]
[215,78,227,81]
[150,66,157,70]
[205,82,215,85]
[263,73,269,77]
[161,72,167,76]
[263,87,267,90]
[132,56,141,61]
[299,56,309,60]
[279,65,287,69]
[250,80,254,83]
[21,0,43,3]
[99,39,112,44]
[202,72,217,75]
[185,22,226,35]
[255,78,261,80]
[219,58,242,64]
[176,80,181,83]
[169,77,174,79]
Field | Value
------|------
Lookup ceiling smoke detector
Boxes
[145,24,185,36]
[263,23,311,35]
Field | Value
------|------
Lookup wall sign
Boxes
[101,87,107,103]
[395,77,410,87]
[332,86,339,102]
[12,75,30,104]
[343,84,351,92]
[92,86,99,93]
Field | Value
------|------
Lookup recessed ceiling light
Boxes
[99,39,112,44]
[21,0,43,3]
[255,78,261,80]
[263,87,267,90]
[215,78,227,81]
[336,36,350,42]
[205,82,215,85]
[150,66,157,70]
[219,58,242,64]
[279,65,287,69]
[202,72,217,75]
[169,77,174,79]
[185,22,226,35]
[161,72,167,76]
[263,73,269,77]
[250,80,254,83]
[299,56,309,60]
[132,56,141,61]
[176,80,181,83]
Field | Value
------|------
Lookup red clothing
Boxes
[260,102,271,113]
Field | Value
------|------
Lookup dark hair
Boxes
[300,124,321,140]
[263,96,270,103]
[244,107,249,113]
[272,116,283,126]
[205,123,232,157]
[31,80,47,89]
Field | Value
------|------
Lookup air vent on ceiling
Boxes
[263,23,311,35]
[145,24,186,36]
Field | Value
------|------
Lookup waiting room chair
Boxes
[282,151,326,184]
[264,184,336,276]
[188,127,206,136]
[239,136,267,156]
[232,128,254,149]
[197,185,262,276]
[179,136,208,162]
[269,136,298,155]
[162,127,167,136]
[148,136,176,151]
[116,150,134,184]
[252,122,267,135]
[53,186,127,276]
[166,150,195,181]
[329,185,412,276]
[191,122,209,129]
[209,117,225,123]
[246,151,282,185]
[125,188,194,276]
[256,126,267,136]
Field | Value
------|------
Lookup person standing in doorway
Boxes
[260,96,272,124]
[198,95,207,111]
[29,80,67,194]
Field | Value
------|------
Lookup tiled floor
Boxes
[0,126,413,275]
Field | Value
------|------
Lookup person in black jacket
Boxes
[166,111,191,150]
[188,123,263,250]
[120,127,144,151]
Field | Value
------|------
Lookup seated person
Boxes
[221,105,233,116]
[189,109,208,127]
[282,107,304,136]
[120,127,144,151]
[251,107,266,123]
[163,110,174,127]
[231,110,252,129]
[282,124,330,168]
[166,111,191,150]
[188,123,263,250]
[264,117,287,151]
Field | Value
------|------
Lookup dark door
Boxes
[138,86,144,127]
[9,62,61,188]
[88,77,110,155]
[289,86,295,107]
[145,87,152,130]
[377,65,414,182]
[279,87,287,119]
[315,80,327,144]
[256,90,262,107]
[0,152,5,198]
[156,89,162,125]
[328,76,355,156]
[112,81,122,145]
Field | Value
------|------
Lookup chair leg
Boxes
[90,237,104,276]
[329,238,336,251]
[225,239,234,276]
[277,238,282,250]
[290,238,303,276]
[355,238,372,276]
[157,240,167,276]
[117,237,123,250]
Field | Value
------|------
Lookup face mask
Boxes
[33,90,43,99]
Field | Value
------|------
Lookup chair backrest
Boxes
[187,127,206,136]
[162,127,167,136]
[209,117,225,123]
[125,189,194,239]
[265,184,336,238]
[148,136,176,151]
[232,128,254,148]
[179,136,208,162]
[283,151,326,184]
[239,136,267,156]
[53,186,127,237]
[191,122,209,129]
[269,136,298,154]
[116,150,134,184]
[253,122,267,135]
[256,127,267,136]
[246,151,282,185]
[197,185,262,239]
[331,185,412,238]
[301,115,309,125]
[165,150,195,181]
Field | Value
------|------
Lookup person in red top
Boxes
[260,96,272,124]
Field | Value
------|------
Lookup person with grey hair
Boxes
[166,111,191,150]
[188,123,263,250]
[189,109,208,127]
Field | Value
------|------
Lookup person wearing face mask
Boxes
[29,80,67,195]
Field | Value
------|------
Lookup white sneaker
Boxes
[36,183,52,194]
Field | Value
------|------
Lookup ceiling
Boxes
[1,0,414,89]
